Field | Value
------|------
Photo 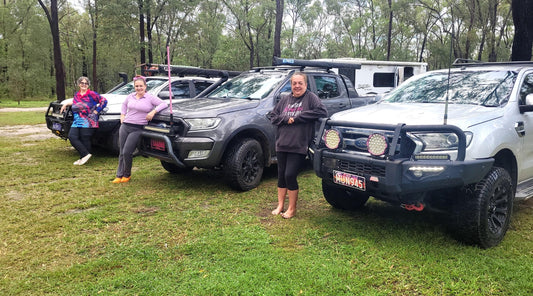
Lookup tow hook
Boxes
[401,202,425,211]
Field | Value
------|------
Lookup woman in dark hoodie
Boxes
[269,72,328,219]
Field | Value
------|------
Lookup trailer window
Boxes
[373,72,395,87]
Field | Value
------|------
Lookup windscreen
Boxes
[208,73,285,100]
[384,70,517,107]
[108,78,167,95]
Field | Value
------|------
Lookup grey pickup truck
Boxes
[138,59,378,191]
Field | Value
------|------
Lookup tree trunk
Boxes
[273,0,283,62]
[511,0,533,61]
[138,0,146,64]
[38,0,66,101]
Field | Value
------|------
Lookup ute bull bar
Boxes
[45,101,72,139]
[312,119,494,195]
[139,131,187,168]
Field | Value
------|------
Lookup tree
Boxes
[38,0,66,101]
[511,0,533,61]
[273,0,283,61]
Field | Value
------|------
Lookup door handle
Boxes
[515,121,525,137]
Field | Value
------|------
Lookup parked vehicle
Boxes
[293,58,427,95]
[138,59,380,191]
[45,65,239,152]
[310,60,533,248]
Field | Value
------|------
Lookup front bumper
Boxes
[45,102,72,139]
[314,148,494,198]
[311,120,495,202]
[138,130,223,168]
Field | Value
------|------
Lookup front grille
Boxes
[338,159,386,177]
[147,118,188,136]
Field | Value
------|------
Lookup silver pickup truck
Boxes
[310,60,533,248]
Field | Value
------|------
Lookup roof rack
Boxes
[139,63,241,78]
[451,59,533,68]
[272,57,362,70]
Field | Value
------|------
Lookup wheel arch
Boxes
[222,128,274,167]
[492,148,518,191]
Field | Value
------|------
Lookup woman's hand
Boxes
[146,110,157,121]
[60,101,72,113]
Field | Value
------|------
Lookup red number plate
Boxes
[333,170,366,191]
[150,139,166,151]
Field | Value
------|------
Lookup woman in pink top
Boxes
[112,75,168,183]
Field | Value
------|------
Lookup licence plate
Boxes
[52,122,62,131]
[150,139,166,151]
[333,170,366,191]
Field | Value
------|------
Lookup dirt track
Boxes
[0,107,55,140]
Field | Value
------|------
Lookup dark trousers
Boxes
[277,152,306,190]
[116,123,143,178]
[68,127,95,158]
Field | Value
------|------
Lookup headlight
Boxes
[184,118,221,131]
[409,131,473,151]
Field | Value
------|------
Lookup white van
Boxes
[313,58,427,96]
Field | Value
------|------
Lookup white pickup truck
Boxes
[310,60,533,248]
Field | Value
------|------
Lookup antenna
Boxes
[444,7,454,125]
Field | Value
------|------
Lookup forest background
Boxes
[0,0,531,101]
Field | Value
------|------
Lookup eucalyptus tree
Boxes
[38,0,66,101]
[151,0,201,64]
[184,1,226,68]
[511,0,533,60]
[221,0,276,68]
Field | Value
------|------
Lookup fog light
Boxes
[324,129,341,149]
[367,133,388,156]
[408,166,445,177]
[187,150,210,159]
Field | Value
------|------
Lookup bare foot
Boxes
[281,211,295,219]
[271,208,283,215]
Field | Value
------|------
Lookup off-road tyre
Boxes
[224,138,264,191]
[110,127,120,154]
[450,167,514,248]
[322,179,370,210]
[160,160,193,174]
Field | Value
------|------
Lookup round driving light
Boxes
[367,133,388,156]
[324,129,341,149]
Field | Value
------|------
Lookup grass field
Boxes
[1,109,532,295]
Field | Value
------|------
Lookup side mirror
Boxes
[158,91,170,100]
[275,91,291,103]
[519,93,533,113]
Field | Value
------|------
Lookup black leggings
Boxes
[68,127,95,158]
[277,152,306,190]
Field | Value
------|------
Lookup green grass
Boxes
[1,116,532,295]
[0,110,47,126]
[0,99,51,108]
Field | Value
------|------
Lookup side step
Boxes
[515,178,533,200]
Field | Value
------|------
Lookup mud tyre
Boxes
[224,138,264,191]
[450,167,514,248]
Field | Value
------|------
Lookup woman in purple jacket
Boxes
[112,75,168,183]
[60,76,107,165]
[269,72,328,218]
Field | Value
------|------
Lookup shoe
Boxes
[111,177,122,184]
[78,154,92,165]
[120,176,131,183]
[73,159,81,165]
